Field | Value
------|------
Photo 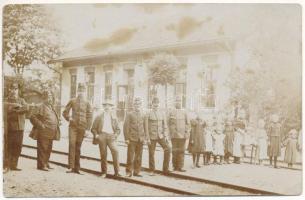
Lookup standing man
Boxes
[145,97,171,176]
[124,97,148,177]
[29,91,60,171]
[91,99,121,178]
[168,96,190,172]
[6,82,29,171]
[63,83,93,174]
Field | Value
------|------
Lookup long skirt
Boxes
[284,139,298,164]
[268,136,281,157]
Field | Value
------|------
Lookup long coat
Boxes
[123,110,148,142]
[167,109,190,139]
[29,103,60,141]
[6,97,29,131]
[224,126,234,155]
[145,110,168,140]
[188,119,206,153]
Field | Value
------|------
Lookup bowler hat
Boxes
[77,83,86,92]
[103,99,114,106]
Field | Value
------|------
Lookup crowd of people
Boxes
[3,82,302,178]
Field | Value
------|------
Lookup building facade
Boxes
[50,38,234,120]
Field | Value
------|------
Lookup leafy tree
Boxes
[3,4,63,75]
[147,53,181,107]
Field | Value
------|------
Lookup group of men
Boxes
[4,82,191,178]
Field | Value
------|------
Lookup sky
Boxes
[4,3,302,80]
[43,4,301,69]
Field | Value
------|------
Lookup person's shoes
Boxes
[114,173,122,177]
[47,165,54,169]
[3,168,10,173]
[66,169,75,173]
[133,173,143,177]
[126,172,132,177]
[74,170,84,175]
[162,170,171,175]
[196,164,201,168]
[178,168,186,172]
[99,173,107,178]
[274,166,280,169]
[10,167,22,171]
[173,167,178,171]
[149,171,156,176]
[37,167,48,171]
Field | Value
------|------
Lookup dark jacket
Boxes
[29,103,60,141]
[145,109,168,140]
[6,97,29,131]
[91,112,120,136]
[124,110,148,142]
[167,109,190,139]
[62,97,93,130]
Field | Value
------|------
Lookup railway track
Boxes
[21,144,280,196]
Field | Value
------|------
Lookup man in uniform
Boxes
[145,97,171,176]
[6,82,29,171]
[91,99,121,177]
[167,96,190,172]
[124,97,149,177]
[63,83,93,174]
[30,91,60,171]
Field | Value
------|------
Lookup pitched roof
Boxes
[49,16,233,63]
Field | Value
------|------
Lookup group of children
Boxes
[188,114,302,169]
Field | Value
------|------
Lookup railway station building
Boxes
[49,36,235,120]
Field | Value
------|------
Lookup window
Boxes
[69,69,77,98]
[85,67,95,103]
[147,83,157,109]
[105,71,112,100]
[200,66,216,108]
[175,83,186,108]
[126,69,135,101]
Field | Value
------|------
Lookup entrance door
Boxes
[117,85,127,121]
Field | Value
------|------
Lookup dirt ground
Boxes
[3,157,176,197]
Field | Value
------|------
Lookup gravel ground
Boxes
[21,147,253,196]
[3,157,177,197]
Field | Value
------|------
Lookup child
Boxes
[267,114,282,169]
[204,119,214,165]
[212,124,225,164]
[188,115,206,168]
[224,120,234,164]
[283,129,298,168]
[255,119,268,165]
[233,120,245,164]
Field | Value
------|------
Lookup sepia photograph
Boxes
[1,1,303,197]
